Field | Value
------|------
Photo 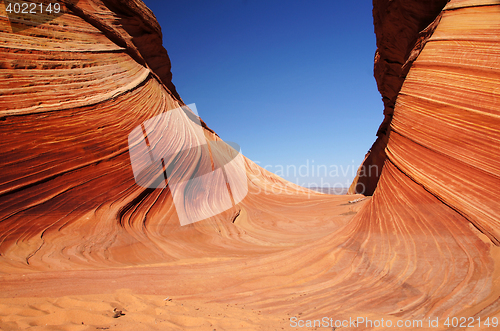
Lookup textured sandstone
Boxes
[0,0,500,329]
[350,0,448,195]
[348,0,500,319]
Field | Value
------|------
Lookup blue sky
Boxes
[142,0,382,187]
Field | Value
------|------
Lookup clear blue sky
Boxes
[142,0,382,188]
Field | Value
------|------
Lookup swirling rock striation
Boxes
[347,0,500,320]
[350,0,448,195]
[0,0,346,272]
[366,0,500,245]
[0,0,500,329]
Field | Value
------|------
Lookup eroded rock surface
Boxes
[350,0,448,195]
[0,0,499,329]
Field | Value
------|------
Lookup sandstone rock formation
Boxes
[348,0,500,319]
[350,0,449,195]
[353,0,500,244]
[0,0,499,329]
